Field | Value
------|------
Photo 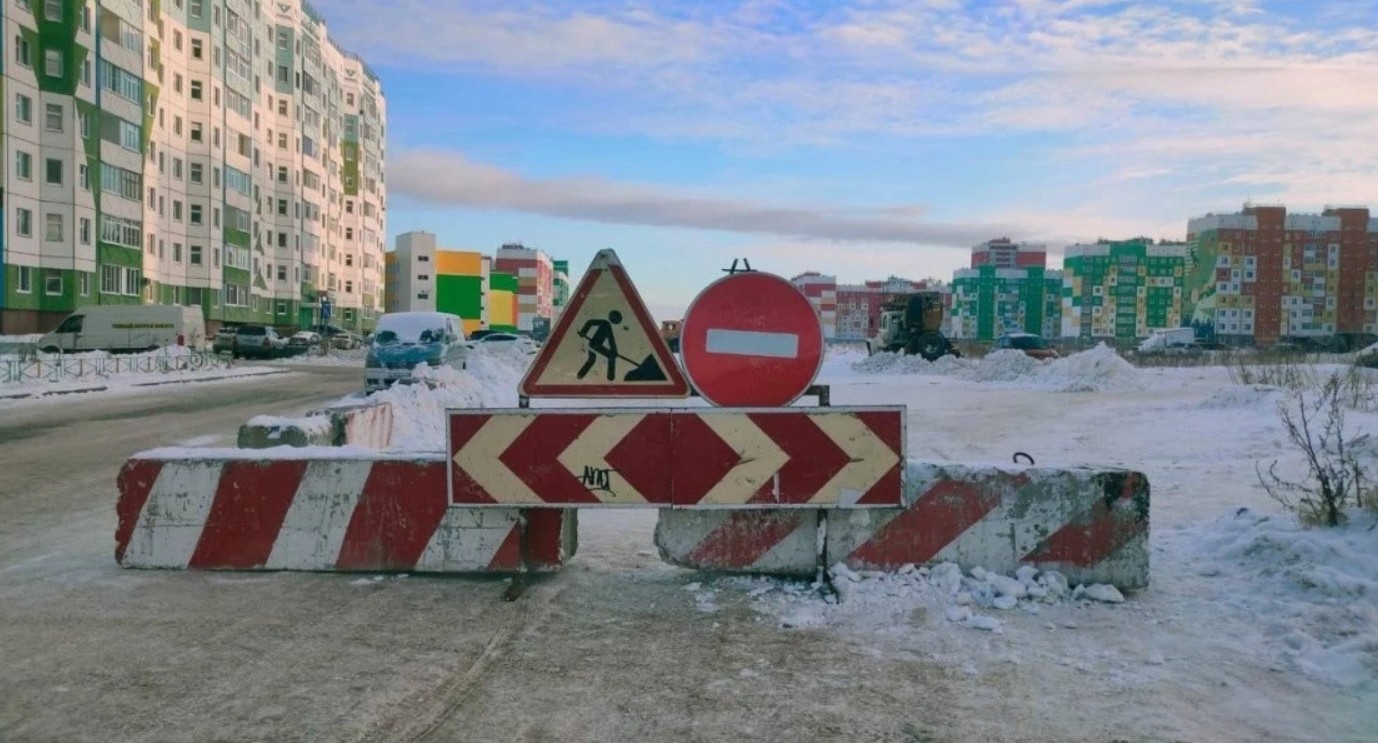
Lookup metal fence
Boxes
[1,351,233,386]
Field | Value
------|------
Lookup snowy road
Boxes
[0,350,1375,741]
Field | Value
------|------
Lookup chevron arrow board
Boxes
[447,407,905,507]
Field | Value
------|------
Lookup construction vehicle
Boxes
[865,292,961,361]
[661,320,682,353]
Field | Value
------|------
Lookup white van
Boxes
[364,311,468,393]
[37,305,207,354]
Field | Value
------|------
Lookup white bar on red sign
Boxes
[705,329,799,358]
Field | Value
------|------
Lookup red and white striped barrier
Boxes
[115,454,575,572]
[338,403,394,449]
[656,464,1150,589]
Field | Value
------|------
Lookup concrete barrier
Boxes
[655,463,1150,590]
[116,452,576,573]
[237,402,394,450]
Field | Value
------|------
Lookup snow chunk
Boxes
[1080,584,1126,603]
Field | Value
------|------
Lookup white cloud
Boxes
[389,151,1014,247]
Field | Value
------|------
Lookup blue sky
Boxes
[313,0,1378,318]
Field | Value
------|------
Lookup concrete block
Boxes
[654,509,819,576]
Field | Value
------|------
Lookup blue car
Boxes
[364,312,469,394]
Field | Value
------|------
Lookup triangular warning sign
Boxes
[520,249,690,398]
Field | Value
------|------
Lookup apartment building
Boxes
[834,277,949,341]
[385,230,494,335]
[493,243,553,333]
[790,272,837,339]
[950,240,1060,341]
[1186,205,1377,345]
[1061,238,1188,341]
[1,0,385,333]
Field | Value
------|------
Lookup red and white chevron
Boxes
[448,408,904,507]
[115,457,576,572]
[655,465,1151,589]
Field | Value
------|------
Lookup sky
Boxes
[312,0,1378,319]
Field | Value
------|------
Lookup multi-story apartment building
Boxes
[1186,205,1377,345]
[385,230,493,335]
[950,240,1060,341]
[494,243,553,333]
[790,272,837,339]
[1061,238,1188,341]
[1,0,385,334]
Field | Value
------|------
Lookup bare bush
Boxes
[1230,358,1317,391]
[1258,374,1370,526]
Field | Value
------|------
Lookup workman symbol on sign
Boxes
[576,309,669,382]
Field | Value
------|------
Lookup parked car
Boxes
[992,332,1060,360]
[364,312,469,394]
[234,325,287,359]
[307,324,362,350]
[283,331,322,356]
[38,304,207,354]
[465,332,539,355]
[212,328,238,354]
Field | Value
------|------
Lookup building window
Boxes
[190,80,202,100]
[191,38,203,59]
[277,166,288,183]
[173,158,184,180]
[101,265,119,294]
[44,103,64,132]
[15,151,32,181]
[78,110,91,138]
[173,73,183,93]
[190,162,203,184]
[190,121,203,142]
[17,267,33,294]
[45,213,63,242]
[277,266,287,281]
[123,267,140,296]
[173,243,182,263]
[44,0,61,19]
[278,132,288,149]
[173,201,183,221]
[190,245,203,265]
[45,269,62,296]
[15,36,31,67]
[80,273,90,296]
[44,158,62,185]
[44,48,63,77]
[79,217,91,245]
[190,204,203,224]
[15,208,33,237]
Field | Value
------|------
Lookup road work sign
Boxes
[520,249,690,398]
[680,271,824,407]
[448,407,903,507]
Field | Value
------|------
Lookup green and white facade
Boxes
[1061,239,1188,341]
[950,266,1063,341]
[1,0,386,334]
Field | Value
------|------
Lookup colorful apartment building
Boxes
[487,266,517,333]
[1185,205,1378,345]
[1,0,387,333]
[790,272,837,339]
[1061,239,1188,341]
[950,240,1060,341]
[494,243,553,333]
[552,259,570,313]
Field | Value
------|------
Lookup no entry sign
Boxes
[680,272,824,407]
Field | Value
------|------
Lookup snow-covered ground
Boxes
[0,344,284,400]
[369,342,1378,737]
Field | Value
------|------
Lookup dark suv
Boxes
[992,332,1060,360]
[233,325,286,359]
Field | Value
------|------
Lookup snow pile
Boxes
[275,349,367,367]
[1198,384,1285,409]
[374,344,529,451]
[730,562,1124,635]
[1184,507,1378,688]
[246,414,334,437]
[851,343,1142,392]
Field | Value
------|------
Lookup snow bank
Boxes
[852,343,1142,392]
[1198,384,1285,409]
[275,349,367,367]
[372,343,529,451]
[1182,507,1378,688]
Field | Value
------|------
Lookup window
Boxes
[15,94,31,124]
[347,93,354,106]
[173,73,182,93]
[277,265,287,281]
[100,163,143,201]
[344,227,353,240]
[15,151,32,180]
[191,245,203,265]
[17,267,32,294]
[173,158,183,179]
[190,121,203,142]
[80,273,90,296]
[224,165,251,195]
[45,213,63,242]
[190,80,202,100]
[277,199,288,215]
[214,248,220,267]
[45,269,62,296]
[44,48,62,77]
[417,275,430,282]
[79,217,91,245]
[45,158,62,185]
[123,267,140,296]
[277,166,288,183]
[99,60,143,102]
[100,214,142,248]
[190,204,203,224]
[278,99,288,116]
[190,0,203,17]
[173,30,182,51]
[277,232,287,248]
[174,116,182,135]
[278,132,287,149]
[190,162,203,184]
[45,103,64,132]
[173,201,183,221]
[173,243,182,263]
[15,208,32,237]
[14,36,30,67]
[44,0,61,20]
[78,110,91,139]
[81,59,91,86]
